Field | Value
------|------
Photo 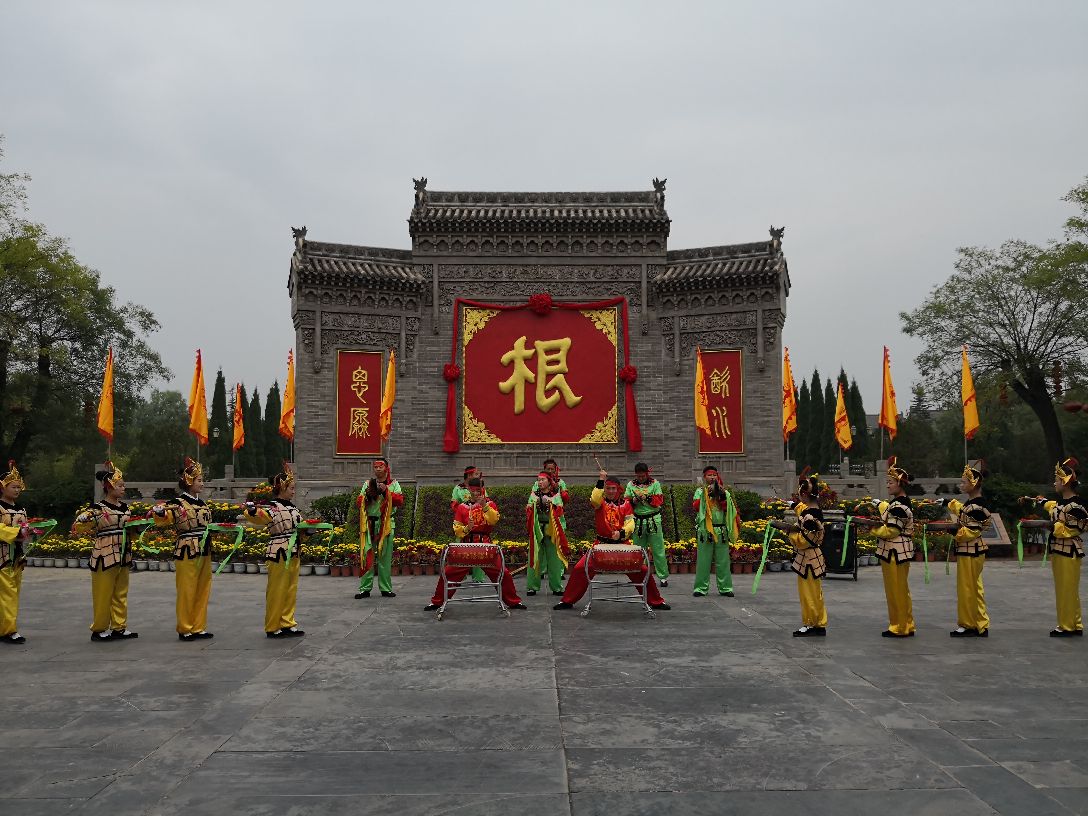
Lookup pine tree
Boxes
[822,378,837,470]
[207,369,229,480]
[263,381,288,468]
[246,389,265,478]
[804,370,824,470]
[235,384,254,477]
[848,378,870,460]
[794,379,810,469]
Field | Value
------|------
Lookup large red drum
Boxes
[444,543,501,568]
[589,543,645,573]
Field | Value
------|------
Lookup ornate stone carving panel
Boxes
[320,312,402,333]
[320,330,401,356]
[435,265,642,314]
[416,237,665,256]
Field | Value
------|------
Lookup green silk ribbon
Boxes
[290,522,333,567]
[209,524,246,574]
[840,515,854,567]
[21,519,58,557]
[751,521,774,594]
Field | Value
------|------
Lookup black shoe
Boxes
[793,626,826,637]
[178,633,196,641]
[650,603,671,611]
[0,633,26,644]
[553,602,573,610]
[509,603,528,610]
[91,631,113,643]
[693,591,706,597]
[526,589,536,596]
[881,630,913,638]
[266,629,289,638]
[950,627,977,638]
[193,631,214,639]
[424,604,440,611]
[660,579,668,587]
[111,629,138,639]
[285,627,305,637]
[1050,629,1083,638]
[354,591,370,599]
[552,590,564,596]
[720,590,735,597]
[380,591,396,598]
[976,629,989,637]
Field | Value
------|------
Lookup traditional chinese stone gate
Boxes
[288,181,791,496]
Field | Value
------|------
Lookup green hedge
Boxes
[343,482,418,545]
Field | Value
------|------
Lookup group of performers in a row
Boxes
[0,453,1084,644]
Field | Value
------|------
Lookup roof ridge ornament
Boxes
[291,225,307,251]
[652,177,667,210]
[769,225,785,245]
[413,177,428,210]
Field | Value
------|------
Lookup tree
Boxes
[0,135,29,232]
[848,379,870,460]
[0,221,168,466]
[245,387,265,478]
[235,384,254,477]
[902,180,1088,466]
[263,381,289,468]
[821,378,836,469]
[206,369,229,480]
[793,379,810,468]
[803,369,824,470]
[126,390,190,481]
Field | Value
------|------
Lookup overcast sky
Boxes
[3,1,1086,417]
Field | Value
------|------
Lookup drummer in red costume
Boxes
[554,469,670,610]
[424,477,527,611]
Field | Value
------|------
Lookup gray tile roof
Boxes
[656,241,788,292]
[294,242,425,290]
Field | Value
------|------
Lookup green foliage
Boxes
[309,492,354,526]
[244,387,264,478]
[263,382,290,468]
[126,390,190,480]
[672,483,697,540]
[344,482,417,545]
[206,369,229,480]
[985,473,1047,522]
[734,489,769,520]
[804,369,824,470]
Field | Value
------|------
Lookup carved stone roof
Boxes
[410,190,670,236]
[656,241,790,293]
[293,241,425,290]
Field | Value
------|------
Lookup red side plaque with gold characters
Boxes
[335,350,383,455]
[697,349,744,454]
[461,306,618,445]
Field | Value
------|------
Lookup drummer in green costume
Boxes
[625,463,670,586]
[692,465,737,597]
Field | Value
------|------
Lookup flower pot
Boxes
[210,561,220,572]
[330,565,342,577]
[742,563,754,574]
[411,564,423,576]
[313,564,330,576]
[299,564,313,576]
[147,560,160,571]
[78,557,90,568]
[233,562,247,574]
[54,557,68,568]
[40,557,54,567]
[913,552,923,562]
[869,556,879,566]
[246,563,259,574]
[259,563,269,574]
[167,560,177,571]
[352,565,362,578]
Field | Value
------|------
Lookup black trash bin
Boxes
[821,516,858,581]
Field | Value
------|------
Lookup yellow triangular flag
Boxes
[380,349,396,442]
[279,350,296,441]
[187,350,209,446]
[695,347,711,435]
[782,347,798,442]
[834,381,853,451]
[962,345,980,441]
[879,346,898,441]
[232,383,246,451]
[96,347,114,443]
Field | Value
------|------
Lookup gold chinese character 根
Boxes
[498,336,584,415]
[351,367,369,401]
[709,367,730,397]
[349,407,370,438]
[712,405,731,438]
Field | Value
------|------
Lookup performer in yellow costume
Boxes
[245,462,306,638]
[857,457,916,637]
[153,457,215,641]
[0,461,30,645]
[1043,458,1086,637]
[773,471,829,637]
[73,461,140,642]
[944,461,991,638]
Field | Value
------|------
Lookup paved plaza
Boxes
[3,561,1088,815]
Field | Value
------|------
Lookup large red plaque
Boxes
[461,307,618,444]
[335,350,383,455]
[697,349,745,454]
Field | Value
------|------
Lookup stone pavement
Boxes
[2,561,1088,815]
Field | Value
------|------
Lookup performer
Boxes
[542,459,570,505]
[771,471,829,636]
[425,477,526,611]
[944,461,991,638]
[72,462,139,642]
[526,470,569,596]
[0,461,30,645]
[354,457,404,599]
[555,470,670,610]
[244,462,306,638]
[153,457,214,641]
[1039,458,1086,637]
[625,463,669,585]
[692,465,738,598]
[451,465,486,584]
[856,457,916,638]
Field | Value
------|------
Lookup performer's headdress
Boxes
[1056,457,1079,488]
[0,460,24,489]
[962,459,986,490]
[178,457,203,488]
[96,460,124,488]
[269,461,295,492]
[886,456,912,486]
[797,466,826,497]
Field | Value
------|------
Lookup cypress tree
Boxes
[207,369,229,480]
[263,381,288,467]
[822,378,837,470]
[805,370,824,470]
[794,379,810,469]
[235,384,254,477]
[848,378,870,460]
[246,386,265,478]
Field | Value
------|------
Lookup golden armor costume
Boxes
[789,473,829,636]
[154,458,214,639]
[0,461,29,644]
[1046,458,1086,636]
[73,461,138,641]
[946,462,991,637]
[872,458,916,637]
[245,463,306,638]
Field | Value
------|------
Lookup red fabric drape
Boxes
[443,295,641,453]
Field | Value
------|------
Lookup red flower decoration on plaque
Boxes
[618,365,638,384]
[443,363,462,382]
[528,293,554,315]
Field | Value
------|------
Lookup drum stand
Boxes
[581,546,657,620]
[436,543,511,621]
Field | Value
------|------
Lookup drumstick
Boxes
[592,454,604,471]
